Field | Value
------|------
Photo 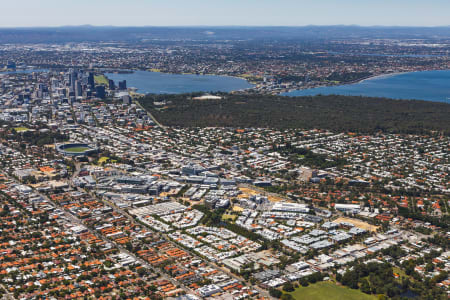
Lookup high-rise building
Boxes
[88,73,95,88]
[108,79,115,90]
[75,80,82,98]
[69,69,78,90]
[95,86,106,99]
[122,95,131,105]
[6,61,16,70]
[118,80,127,90]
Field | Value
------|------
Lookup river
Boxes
[105,70,254,94]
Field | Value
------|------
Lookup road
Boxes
[4,171,190,296]
[75,174,271,298]
[69,164,193,293]
[134,99,167,131]
[0,283,14,300]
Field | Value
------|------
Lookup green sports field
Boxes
[287,281,376,300]
[14,127,29,132]
[94,75,109,85]
[63,146,91,153]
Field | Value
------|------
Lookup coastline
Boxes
[282,70,430,94]
[103,68,449,97]
[358,71,410,83]
[106,68,257,84]
[280,69,450,103]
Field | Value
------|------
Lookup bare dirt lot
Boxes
[334,217,380,232]
[238,187,285,202]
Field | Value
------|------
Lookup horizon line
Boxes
[0,24,450,29]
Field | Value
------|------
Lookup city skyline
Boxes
[0,0,449,27]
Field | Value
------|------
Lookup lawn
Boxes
[222,214,237,222]
[287,281,376,300]
[98,156,110,164]
[64,146,91,153]
[94,75,109,85]
[393,266,411,283]
[14,127,29,132]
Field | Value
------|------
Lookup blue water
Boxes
[283,70,450,103]
[0,69,48,74]
[105,70,254,94]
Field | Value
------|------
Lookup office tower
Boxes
[69,69,78,90]
[88,72,95,88]
[95,86,106,99]
[6,61,16,70]
[118,80,127,90]
[75,80,82,98]
[122,95,131,105]
[108,79,115,90]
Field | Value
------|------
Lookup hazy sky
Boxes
[1,0,449,27]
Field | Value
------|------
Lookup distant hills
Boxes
[0,26,450,43]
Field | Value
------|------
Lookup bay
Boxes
[105,70,254,94]
[283,70,450,103]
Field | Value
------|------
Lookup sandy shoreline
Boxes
[282,71,413,94]
[358,71,410,83]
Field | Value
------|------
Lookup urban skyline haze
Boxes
[0,0,449,27]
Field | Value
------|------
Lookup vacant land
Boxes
[238,187,260,197]
[334,217,380,232]
[287,281,376,300]
[238,187,285,202]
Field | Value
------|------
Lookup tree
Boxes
[137,267,147,276]
[360,278,371,294]
[425,263,434,272]
[299,278,309,287]
[282,282,295,292]
[269,288,282,298]
[281,294,294,300]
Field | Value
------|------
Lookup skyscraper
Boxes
[95,86,106,99]
[118,80,127,90]
[75,80,82,98]
[69,69,78,90]
[108,79,115,90]
[88,72,95,89]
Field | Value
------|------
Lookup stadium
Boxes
[56,143,98,156]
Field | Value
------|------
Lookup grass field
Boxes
[222,214,237,222]
[287,281,376,300]
[94,75,109,85]
[14,127,29,132]
[63,146,91,153]
[98,156,110,164]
